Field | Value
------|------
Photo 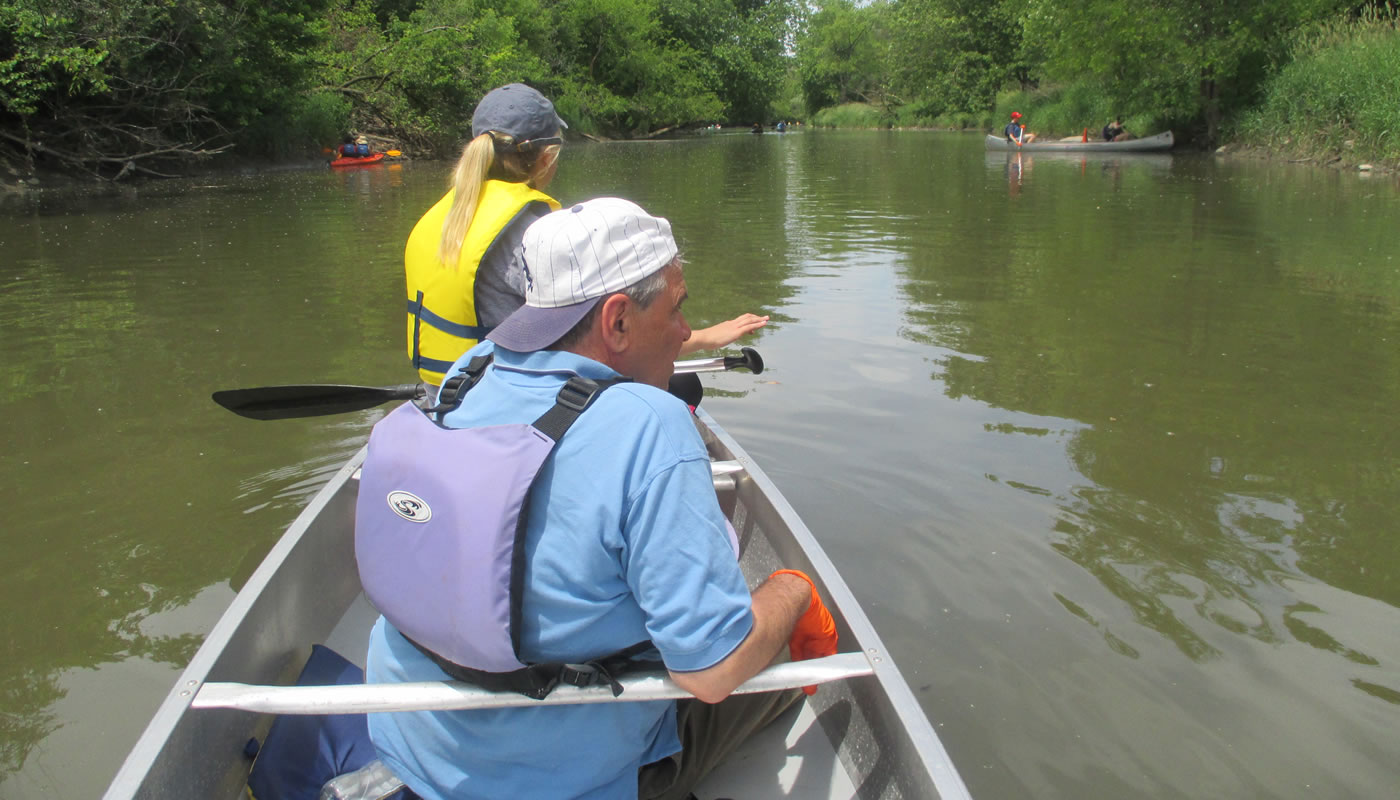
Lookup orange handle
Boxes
[770,570,838,694]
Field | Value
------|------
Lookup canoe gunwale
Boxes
[696,409,971,800]
[984,131,1173,152]
[104,451,368,800]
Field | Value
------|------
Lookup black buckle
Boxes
[559,662,624,697]
[556,377,599,413]
[434,373,470,405]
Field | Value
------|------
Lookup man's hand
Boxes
[680,313,769,355]
[770,569,838,694]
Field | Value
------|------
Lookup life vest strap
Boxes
[426,354,495,421]
[406,296,492,341]
[403,635,659,700]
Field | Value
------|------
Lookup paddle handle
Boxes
[674,346,764,376]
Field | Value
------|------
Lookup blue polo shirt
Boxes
[366,342,755,800]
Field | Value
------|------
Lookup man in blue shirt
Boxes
[365,198,830,799]
[1004,111,1036,144]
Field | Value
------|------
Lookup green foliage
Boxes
[795,0,888,114]
[885,0,1026,115]
[1,0,330,175]
[550,0,723,135]
[791,0,1391,149]
[9,0,1390,172]
[991,82,1163,140]
[1023,0,1348,141]
[0,3,110,115]
[243,91,353,159]
[1235,7,1400,164]
[810,101,884,127]
[659,0,792,124]
[311,0,790,143]
[1,0,794,175]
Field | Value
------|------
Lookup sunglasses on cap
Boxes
[491,133,564,153]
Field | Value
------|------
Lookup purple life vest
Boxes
[355,357,649,698]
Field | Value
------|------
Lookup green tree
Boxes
[660,0,793,124]
[885,0,1029,116]
[1024,0,1348,141]
[311,0,552,151]
[795,0,887,113]
[1,0,328,177]
[548,0,723,136]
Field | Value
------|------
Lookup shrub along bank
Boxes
[1234,10,1400,170]
[804,4,1397,173]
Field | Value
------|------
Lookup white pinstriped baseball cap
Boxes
[487,198,678,352]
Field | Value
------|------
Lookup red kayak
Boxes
[330,153,384,168]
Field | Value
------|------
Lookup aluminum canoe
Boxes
[985,131,1174,152]
[104,408,972,800]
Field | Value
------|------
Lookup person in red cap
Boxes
[1004,111,1036,144]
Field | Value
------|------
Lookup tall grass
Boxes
[811,103,887,128]
[1235,6,1400,165]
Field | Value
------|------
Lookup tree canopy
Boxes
[1,0,1387,177]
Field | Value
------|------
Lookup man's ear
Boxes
[597,293,632,353]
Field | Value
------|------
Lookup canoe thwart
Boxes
[193,652,874,715]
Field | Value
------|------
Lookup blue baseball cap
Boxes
[471,84,567,143]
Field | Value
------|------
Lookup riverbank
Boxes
[1231,12,1399,175]
[808,7,1398,175]
[1215,142,1398,178]
[0,147,423,211]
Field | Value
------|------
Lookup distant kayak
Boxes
[330,152,385,167]
[985,131,1174,152]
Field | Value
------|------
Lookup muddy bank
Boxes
[1214,142,1399,178]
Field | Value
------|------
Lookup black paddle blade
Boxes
[666,371,704,408]
[723,346,764,375]
[212,384,424,420]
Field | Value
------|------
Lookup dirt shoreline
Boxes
[0,151,414,210]
[1212,142,1398,177]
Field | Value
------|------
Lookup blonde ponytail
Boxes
[437,131,562,268]
[437,133,495,267]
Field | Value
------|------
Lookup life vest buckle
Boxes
[558,661,625,697]
[555,377,601,413]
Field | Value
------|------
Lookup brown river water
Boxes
[1,131,1397,798]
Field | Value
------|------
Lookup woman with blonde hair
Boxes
[405,83,767,384]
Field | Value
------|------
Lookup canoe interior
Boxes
[105,409,969,800]
[984,131,1174,152]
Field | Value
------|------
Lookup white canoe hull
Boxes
[105,409,971,800]
[985,131,1174,152]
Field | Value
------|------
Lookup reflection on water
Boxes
[2,132,1399,798]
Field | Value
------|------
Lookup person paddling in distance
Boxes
[1004,111,1036,145]
[405,83,768,386]
[362,197,838,800]
[1102,117,1131,142]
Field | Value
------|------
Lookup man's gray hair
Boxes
[550,257,680,349]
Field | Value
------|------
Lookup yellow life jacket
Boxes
[405,181,560,384]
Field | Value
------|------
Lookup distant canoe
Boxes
[330,153,385,167]
[985,131,1174,152]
